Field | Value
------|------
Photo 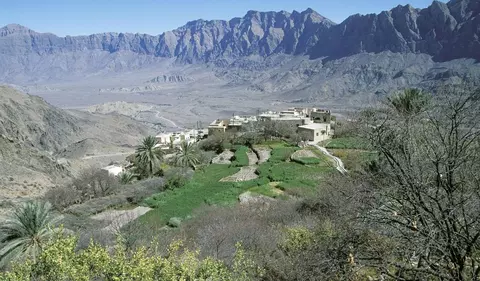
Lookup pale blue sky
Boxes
[1,0,442,36]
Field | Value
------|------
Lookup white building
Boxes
[297,123,332,143]
[101,165,124,177]
[155,129,204,148]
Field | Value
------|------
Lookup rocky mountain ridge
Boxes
[0,0,478,83]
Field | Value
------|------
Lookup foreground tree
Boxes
[135,136,164,177]
[0,201,60,268]
[362,86,480,280]
[174,142,200,170]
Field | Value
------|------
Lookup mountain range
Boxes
[0,0,478,84]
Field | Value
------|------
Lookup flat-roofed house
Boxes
[208,119,229,135]
[297,123,332,143]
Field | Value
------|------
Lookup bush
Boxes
[0,233,264,281]
[230,146,249,167]
[163,167,194,190]
[292,157,321,165]
[198,136,225,153]
[73,168,119,200]
[198,150,216,165]
[44,186,82,211]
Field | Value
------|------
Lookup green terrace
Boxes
[140,142,336,226]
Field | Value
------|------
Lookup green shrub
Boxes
[257,162,332,182]
[269,147,297,163]
[163,167,194,190]
[0,234,264,281]
[292,157,321,165]
[230,146,249,167]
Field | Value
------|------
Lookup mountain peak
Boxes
[0,24,36,36]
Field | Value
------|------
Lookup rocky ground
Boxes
[212,150,235,165]
[91,206,152,234]
[291,149,318,159]
[0,86,154,201]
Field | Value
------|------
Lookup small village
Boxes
[101,107,336,177]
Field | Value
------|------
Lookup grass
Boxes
[269,147,298,163]
[141,164,267,225]
[230,145,249,167]
[323,137,370,150]
[276,179,318,197]
[140,144,336,227]
[248,183,285,199]
[292,157,321,165]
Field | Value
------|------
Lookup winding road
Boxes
[308,142,348,174]
[81,152,133,160]
[154,111,183,129]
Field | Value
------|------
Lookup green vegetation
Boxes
[172,141,201,170]
[230,145,249,167]
[292,157,321,165]
[0,234,263,281]
[143,164,264,225]
[268,147,298,163]
[135,135,164,178]
[248,184,286,199]
[142,144,335,226]
[0,201,60,268]
[323,137,369,150]
[119,171,135,184]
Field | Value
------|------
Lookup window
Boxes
[316,132,319,136]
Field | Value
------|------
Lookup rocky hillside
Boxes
[310,0,480,62]
[0,0,477,83]
[0,86,153,199]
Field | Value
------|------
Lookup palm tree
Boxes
[387,88,429,116]
[174,141,200,170]
[135,136,164,177]
[0,201,60,268]
[119,171,135,184]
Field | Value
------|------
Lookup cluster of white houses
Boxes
[208,107,334,143]
[101,107,333,177]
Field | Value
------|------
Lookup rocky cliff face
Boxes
[310,0,480,62]
[0,9,333,62]
[0,0,478,86]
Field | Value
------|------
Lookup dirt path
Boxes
[308,142,347,174]
[253,147,271,164]
[81,152,133,160]
[212,150,234,164]
[247,151,259,165]
[220,166,258,182]
[291,149,317,159]
[154,111,183,129]
[91,206,152,234]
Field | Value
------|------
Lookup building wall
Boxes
[298,125,332,143]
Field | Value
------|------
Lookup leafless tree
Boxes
[73,167,119,200]
[361,86,480,280]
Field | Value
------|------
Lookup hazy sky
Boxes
[1,0,441,36]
